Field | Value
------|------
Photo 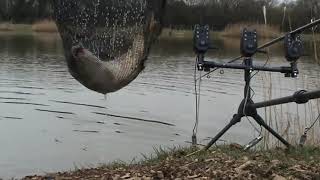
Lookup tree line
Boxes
[0,0,319,31]
[164,0,320,31]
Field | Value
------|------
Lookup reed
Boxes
[31,20,58,33]
[222,23,280,38]
[160,28,219,40]
[317,41,320,64]
[311,27,319,63]
[261,72,320,148]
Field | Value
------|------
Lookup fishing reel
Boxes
[284,34,303,78]
[240,28,258,57]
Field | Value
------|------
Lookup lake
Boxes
[0,32,319,178]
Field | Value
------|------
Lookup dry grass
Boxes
[24,146,320,180]
[222,23,280,38]
[0,22,14,31]
[160,28,194,39]
[160,28,219,39]
[32,20,58,33]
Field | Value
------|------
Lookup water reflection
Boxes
[0,32,319,178]
[0,32,63,56]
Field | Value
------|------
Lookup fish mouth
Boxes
[71,45,85,58]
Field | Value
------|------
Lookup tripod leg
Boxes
[252,114,291,148]
[205,114,242,150]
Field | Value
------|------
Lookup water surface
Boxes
[0,32,319,178]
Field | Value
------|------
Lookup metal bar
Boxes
[205,114,242,150]
[203,61,247,70]
[301,90,320,99]
[203,61,291,73]
[244,58,252,97]
[253,90,320,109]
[253,66,289,73]
[252,114,291,148]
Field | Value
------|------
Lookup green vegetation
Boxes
[0,0,52,23]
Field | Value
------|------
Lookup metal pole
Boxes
[252,114,291,147]
[244,58,252,98]
[253,90,320,109]
[205,114,242,150]
[227,19,320,63]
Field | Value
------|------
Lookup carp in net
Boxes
[52,0,166,94]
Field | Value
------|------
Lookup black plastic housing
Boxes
[284,34,303,62]
[193,25,210,54]
[240,28,258,57]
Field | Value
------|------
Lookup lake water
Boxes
[0,32,319,178]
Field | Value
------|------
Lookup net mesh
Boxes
[52,0,166,94]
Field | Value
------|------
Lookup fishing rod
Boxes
[193,19,320,150]
[200,18,320,79]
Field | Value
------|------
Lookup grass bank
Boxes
[31,20,58,33]
[24,145,320,179]
[0,22,14,31]
[0,22,33,33]
[0,21,58,33]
